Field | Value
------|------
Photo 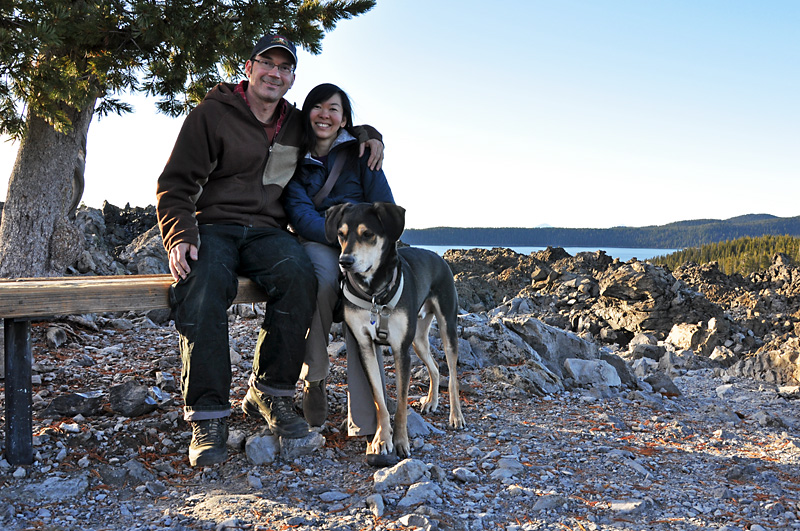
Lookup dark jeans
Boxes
[169,225,316,419]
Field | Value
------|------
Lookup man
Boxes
[156,34,383,467]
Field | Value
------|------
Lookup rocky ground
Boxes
[0,315,798,531]
[0,204,799,530]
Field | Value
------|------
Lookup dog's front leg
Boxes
[354,332,394,456]
[392,338,413,458]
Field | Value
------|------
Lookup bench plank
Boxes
[0,274,269,319]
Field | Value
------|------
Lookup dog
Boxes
[324,202,465,461]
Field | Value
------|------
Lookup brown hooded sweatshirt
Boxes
[156,81,308,253]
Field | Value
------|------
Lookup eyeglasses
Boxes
[251,58,294,75]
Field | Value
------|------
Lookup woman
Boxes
[283,83,395,462]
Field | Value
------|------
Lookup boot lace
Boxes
[192,418,226,446]
[269,396,297,423]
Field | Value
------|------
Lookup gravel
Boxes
[1,314,799,531]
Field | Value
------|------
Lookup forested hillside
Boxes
[402,214,800,249]
[651,234,800,276]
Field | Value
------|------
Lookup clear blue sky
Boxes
[1,1,798,229]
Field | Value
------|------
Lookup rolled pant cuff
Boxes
[184,406,231,422]
[249,373,295,398]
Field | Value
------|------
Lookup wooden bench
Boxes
[0,274,268,466]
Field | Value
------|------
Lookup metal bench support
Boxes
[4,318,33,465]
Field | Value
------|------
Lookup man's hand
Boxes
[359,138,384,171]
[169,242,198,281]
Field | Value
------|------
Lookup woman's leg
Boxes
[299,242,341,382]
[297,241,341,426]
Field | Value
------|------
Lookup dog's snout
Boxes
[339,254,355,270]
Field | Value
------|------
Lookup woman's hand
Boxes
[360,138,384,171]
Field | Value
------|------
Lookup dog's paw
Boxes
[393,437,411,459]
[367,435,394,456]
[419,395,439,414]
[449,411,466,429]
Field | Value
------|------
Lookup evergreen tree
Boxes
[0,0,375,277]
[652,235,800,275]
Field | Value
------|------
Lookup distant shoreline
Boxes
[402,214,800,249]
[418,245,677,262]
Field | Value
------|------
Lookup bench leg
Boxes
[4,318,33,465]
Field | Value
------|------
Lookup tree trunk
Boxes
[0,99,96,278]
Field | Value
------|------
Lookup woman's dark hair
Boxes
[300,83,356,158]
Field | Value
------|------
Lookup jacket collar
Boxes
[303,129,357,164]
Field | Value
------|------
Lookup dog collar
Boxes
[342,266,404,344]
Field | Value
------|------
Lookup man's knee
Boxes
[266,255,316,301]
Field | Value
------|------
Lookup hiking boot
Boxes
[188,417,229,467]
[242,387,310,438]
[302,379,328,427]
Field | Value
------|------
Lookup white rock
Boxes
[280,431,325,459]
[373,459,428,492]
[397,481,442,507]
[609,498,651,514]
[398,513,434,527]
[452,467,479,483]
[365,494,384,517]
[532,494,568,511]
[716,384,735,398]
[62,423,81,433]
[245,431,280,465]
[319,491,349,502]
[564,358,621,387]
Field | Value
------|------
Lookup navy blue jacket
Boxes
[283,130,394,245]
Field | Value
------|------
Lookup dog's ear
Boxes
[324,203,350,244]
[373,202,406,242]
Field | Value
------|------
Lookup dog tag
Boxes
[370,303,379,326]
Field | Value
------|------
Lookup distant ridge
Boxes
[402,214,800,249]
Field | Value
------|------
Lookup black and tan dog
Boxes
[325,202,465,461]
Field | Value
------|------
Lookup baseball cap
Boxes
[251,34,297,65]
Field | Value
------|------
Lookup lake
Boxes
[418,246,679,262]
